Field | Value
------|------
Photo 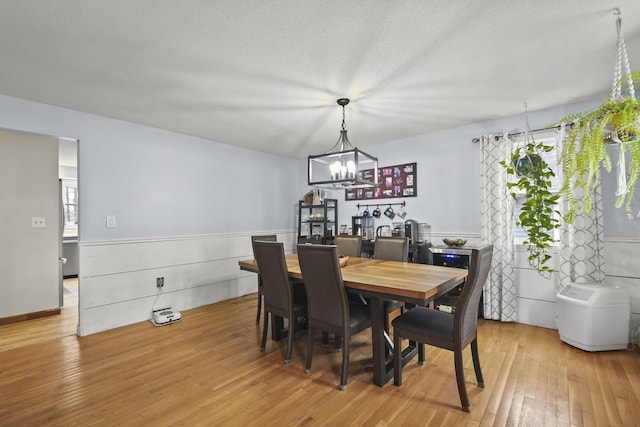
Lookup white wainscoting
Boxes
[515,238,640,344]
[77,231,297,336]
[77,232,640,342]
[603,239,640,344]
[514,246,560,329]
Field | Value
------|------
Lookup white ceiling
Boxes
[2,1,640,159]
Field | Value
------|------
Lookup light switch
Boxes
[31,217,46,228]
[106,215,117,228]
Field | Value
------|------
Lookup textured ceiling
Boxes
[1,1,640,159]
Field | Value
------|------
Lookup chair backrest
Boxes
[334,235,362,257]
[253,241,291,314]
[251,234,277,256]
[373,236,409,262]
[297,244,349,334]
[455,245,493,342]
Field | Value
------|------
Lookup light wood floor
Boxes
[2,284,640,426]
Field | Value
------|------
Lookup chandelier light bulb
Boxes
[346,160,356,179]
[340,164,348,179]
[330,161,342,180]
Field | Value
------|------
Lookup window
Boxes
[62,179,78,237]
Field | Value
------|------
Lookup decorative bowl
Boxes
[443,238,467,248]
[339,256,349,268]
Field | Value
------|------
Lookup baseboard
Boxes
[0,308,61,326]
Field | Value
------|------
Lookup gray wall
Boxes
[0,94,301,327]
[334,102,594,236]
[0,94,301,242]
[2,92,639,333]
[601,144,640,237]
[3,92,630,246]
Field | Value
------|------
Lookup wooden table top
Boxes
[239,254,467,303]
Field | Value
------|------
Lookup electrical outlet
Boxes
[31,217,46,228]
[156,277,164,289]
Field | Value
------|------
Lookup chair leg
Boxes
[305,326,314,374]
[471,338,484,387]
[418,342,425,365]
[322,331,329,347]
[454,349,470,412]
[284,315,294,364]
[384,303,402,357]
[393,330,403,386]
[256,290,262,323]
[260,311,269,350]
[335,335,342,351]
[339,336,349,390]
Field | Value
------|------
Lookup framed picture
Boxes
[345,162,417,201]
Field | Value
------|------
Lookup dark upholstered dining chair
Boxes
[253,241,307,363]
[373,236,409,262]
[251,234,278,322]
[296,244,371,390]
[373,236,409,336]
[334,235,362,257]
[333,234,366,336]
[392,245,493,412]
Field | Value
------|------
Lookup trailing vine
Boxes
[500,139,560,276]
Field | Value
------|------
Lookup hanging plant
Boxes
[555,10,640,223]
[500,137,560,276]
[556,70,640,223]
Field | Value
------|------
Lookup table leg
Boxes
[370,296,420,387]
[370,296,393,386]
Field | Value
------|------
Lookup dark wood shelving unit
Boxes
[297,198,337,245]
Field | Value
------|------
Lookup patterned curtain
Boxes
[480,134,517,321]
[556,125,606,290]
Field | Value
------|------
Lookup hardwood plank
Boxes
[1,290,640,425]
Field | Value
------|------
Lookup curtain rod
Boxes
[471,123,571,143]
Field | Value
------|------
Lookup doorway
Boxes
[0,129,79,338]
[59,137,79,336]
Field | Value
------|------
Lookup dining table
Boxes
[238,253,468,387]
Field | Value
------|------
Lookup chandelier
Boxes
[307,98,379,189]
